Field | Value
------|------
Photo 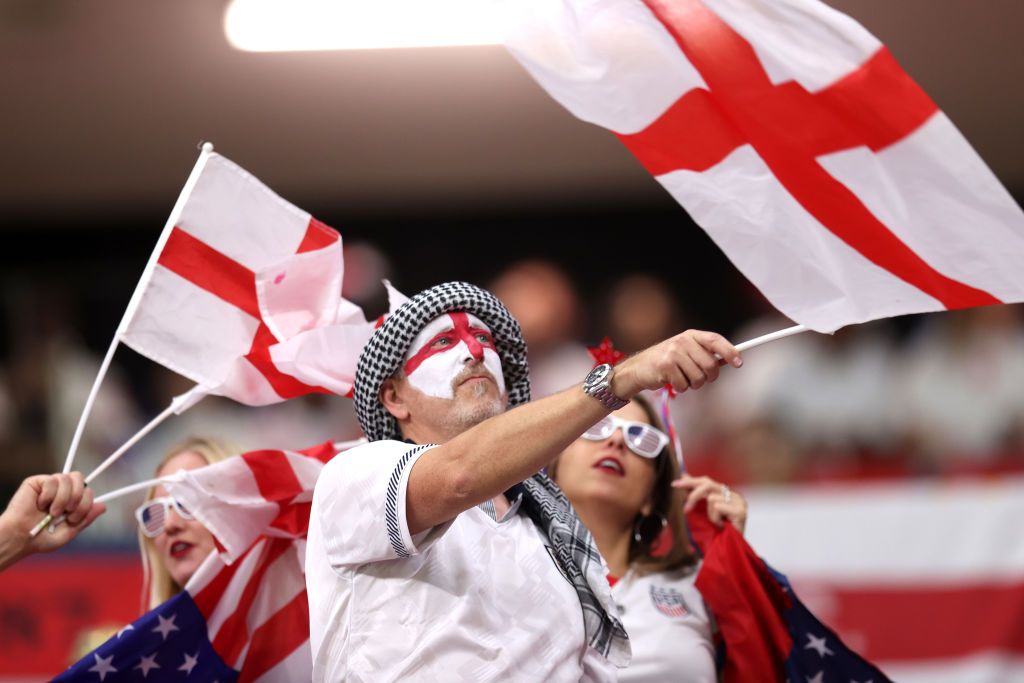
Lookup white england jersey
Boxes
[611,566,717,683]
[305,439,615,682]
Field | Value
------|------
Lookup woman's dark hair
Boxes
[627,395,698,575]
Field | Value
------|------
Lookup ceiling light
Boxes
[224,0,502,52]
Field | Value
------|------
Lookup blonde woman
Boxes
[136,437,235,607]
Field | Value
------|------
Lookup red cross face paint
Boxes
[403,312,506,400]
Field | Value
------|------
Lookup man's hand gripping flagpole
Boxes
[30,143,218,537]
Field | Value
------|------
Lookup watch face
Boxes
[586,363,611,387]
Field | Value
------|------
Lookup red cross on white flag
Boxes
[119,149,375,406]
[505,0,1024,332]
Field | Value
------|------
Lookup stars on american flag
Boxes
[178,651,200,675]
[135,653,160,677]
[153,613,180,640]
[87,654,116,681]
[805,633,835,658]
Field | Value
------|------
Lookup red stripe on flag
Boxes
[158,228,261,320]
[809,579,1024,662]
[813,48,938,153]
[191,543,256,618]
[212,538,293,666]
[619,89,745,175]
[299,440,341,465]
[244,323,332,399]
[628,0,1000,311]
[242,449,304,502]
[296,217,339,254]
[237,590,311,683]
[270,501,312,537]
[688,502,793,682]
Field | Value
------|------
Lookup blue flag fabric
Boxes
[771,566,892,683]
[53,591,238,682]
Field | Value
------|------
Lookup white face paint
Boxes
[402,312,506,399]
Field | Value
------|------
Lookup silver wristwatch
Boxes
[582,363,629,411]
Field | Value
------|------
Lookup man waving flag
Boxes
[504,0,1024,332]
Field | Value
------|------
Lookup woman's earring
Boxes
[633,512,668,547]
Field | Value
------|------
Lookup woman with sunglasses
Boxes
[136,437,235,607]
[549,396,747,683]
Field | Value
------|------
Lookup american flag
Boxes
[744,477,1024,683]
[55,441,341,682]
[687,500,892,683]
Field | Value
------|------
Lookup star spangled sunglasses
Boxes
[135,496,195,538]
[581,415,670,459]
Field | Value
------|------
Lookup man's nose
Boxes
[464,337,485,361]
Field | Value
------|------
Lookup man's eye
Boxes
[476,333,491,344]
[432,337,452,348]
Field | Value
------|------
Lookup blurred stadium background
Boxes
[1,0,1023,680]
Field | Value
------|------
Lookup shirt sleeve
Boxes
[313,440,452,567]
[580,646,618,682]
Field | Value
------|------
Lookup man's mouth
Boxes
[170,541,193,559]
[593,458,625,477]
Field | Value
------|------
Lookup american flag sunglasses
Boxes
[135,496,195,538]
[581,415,669,459]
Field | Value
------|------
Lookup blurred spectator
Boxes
[896,305,1024,466]
[605,274,682,353]
[490,259,592,398]
[704,316,901,482]
[342,241,394,318]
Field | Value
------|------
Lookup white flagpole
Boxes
[93,477,172,506]
[83,386,208,485]
[735,324,809,353]
[31,386,209,537]
[60,142,217,475]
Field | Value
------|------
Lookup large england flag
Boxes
[119,150,374,405]
[505,0,1024,332]
[745,476,1024,682]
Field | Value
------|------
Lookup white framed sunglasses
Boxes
[581,415,670,459]
[135,496,194,538]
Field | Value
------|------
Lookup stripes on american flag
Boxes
[171,441,342,681]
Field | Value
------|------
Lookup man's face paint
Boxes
[403,312,506,400]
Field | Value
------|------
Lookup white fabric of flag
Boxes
[504,0,1024,332]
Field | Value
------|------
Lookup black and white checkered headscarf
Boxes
[352,281,630,667]
[354,281,530,442]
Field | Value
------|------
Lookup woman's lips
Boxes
[169,541,194,559]
[593,457,625,477]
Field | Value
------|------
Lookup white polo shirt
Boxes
[610,566,716,683]
[305,440,615,682]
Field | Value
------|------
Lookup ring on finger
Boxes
[721,484,732,503]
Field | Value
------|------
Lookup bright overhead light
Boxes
[224,0,503,51]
